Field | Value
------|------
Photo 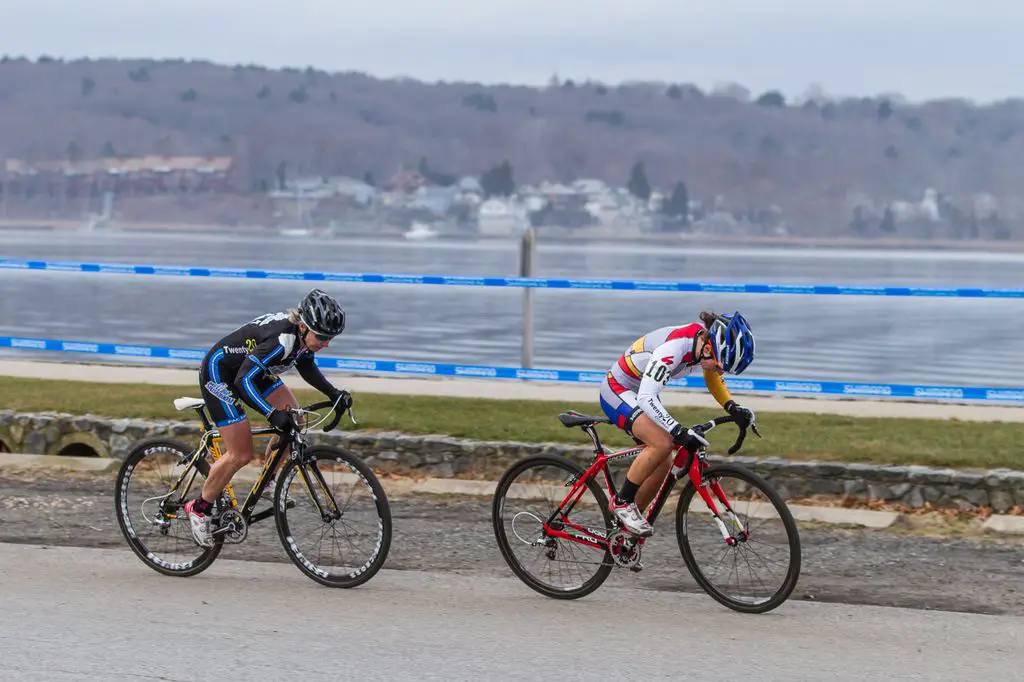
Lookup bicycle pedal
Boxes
[629,562,644,573]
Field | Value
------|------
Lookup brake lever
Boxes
[728,425,747,455]
[347,406,358,426]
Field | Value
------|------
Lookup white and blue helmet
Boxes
[708,311,756,375]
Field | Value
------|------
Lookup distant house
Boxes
[384,170,427,193]
[270,175,336,199]
[405,186,460,215]
[332,177,377,205]
[457,176,483,194]
[478,197,526,235]
[3,155,235,195]
[269,175,377,205]
[572,178,608,197]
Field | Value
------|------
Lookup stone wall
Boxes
[2,410,1022,512]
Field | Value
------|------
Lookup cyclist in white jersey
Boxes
[599,310,757,536]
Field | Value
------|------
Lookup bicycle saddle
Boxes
[558,411,611,428]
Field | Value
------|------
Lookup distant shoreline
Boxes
[1,218,1021,253]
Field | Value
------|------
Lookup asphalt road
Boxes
[0,542,1021,681]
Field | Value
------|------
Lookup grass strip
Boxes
[0,376,1021,470]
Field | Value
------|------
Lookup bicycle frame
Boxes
[542,419,745,551]
[165,402,346,531]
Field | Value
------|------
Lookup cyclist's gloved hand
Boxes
[269,409,296,433]
[671,424,709,451]
[328,388,353,411]
[724,400,755,428]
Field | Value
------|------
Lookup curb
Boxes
[390,476,905,530]
[7,453,1024,534]
[981,515,1024,535]
[0,453,121,472]
[786,505,901,529]
[0,454,902,530]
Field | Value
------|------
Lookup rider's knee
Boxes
[651,431,675,456]
[646,440,673,461]
[225,445,255,468]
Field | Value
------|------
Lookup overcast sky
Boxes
[1,0,1020,104]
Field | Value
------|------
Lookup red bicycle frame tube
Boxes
[541,444,640,550]
[542,441,739,552]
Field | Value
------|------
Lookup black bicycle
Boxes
[114,395,391,587]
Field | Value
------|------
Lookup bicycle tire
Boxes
[492,454,614,600]
[274,445,392,588]
[114,437,223,577]
[675,463,801,613]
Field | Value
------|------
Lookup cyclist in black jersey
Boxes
[184,288,351,547]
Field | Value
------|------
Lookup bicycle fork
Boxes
[673,449,748,546]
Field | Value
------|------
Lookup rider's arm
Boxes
[295,352,339,397]
[233,335,290,418]
[706,363,754,426]
[703,369,733,408]
[634,339,687,434]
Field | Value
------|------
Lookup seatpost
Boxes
[198,407,213,432]
[583,425,603,454]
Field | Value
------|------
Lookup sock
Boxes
[192,497,213,514]
[616,477,641,506]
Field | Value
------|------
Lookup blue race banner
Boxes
[2,258,1022,298]
[2,335,1021,403]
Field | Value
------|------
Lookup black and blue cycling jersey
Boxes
[198,311,337,427]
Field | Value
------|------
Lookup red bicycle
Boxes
[491,410,801,613]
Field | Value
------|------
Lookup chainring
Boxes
[215,509,248,544]
[607,530,642,569]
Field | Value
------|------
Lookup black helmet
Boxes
[298,289,345,337]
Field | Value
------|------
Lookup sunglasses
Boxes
[310,331,335,342]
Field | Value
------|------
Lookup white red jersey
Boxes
[605,323,706,433]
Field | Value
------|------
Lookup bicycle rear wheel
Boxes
[675,463,801,613]
[114,438,222,577]
[492,455,614,600]
[274,445,392,587]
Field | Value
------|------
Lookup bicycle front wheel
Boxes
[274,445,392,587]
[492,455,614,600]
[675,463,801,613]
[114,438,222,577]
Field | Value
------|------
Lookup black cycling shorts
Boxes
[199,348,283,427]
